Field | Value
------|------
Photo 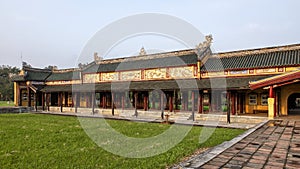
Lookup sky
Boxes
[0,0,299,69]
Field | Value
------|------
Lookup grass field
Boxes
[0,101,14,107]
[0,113,244,168]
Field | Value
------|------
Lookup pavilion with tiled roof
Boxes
[12,36,300,118]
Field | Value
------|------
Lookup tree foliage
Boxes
[0,65,20,101]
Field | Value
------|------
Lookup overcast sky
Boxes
[0,0,299,69]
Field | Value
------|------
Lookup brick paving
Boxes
[198,120,300,169]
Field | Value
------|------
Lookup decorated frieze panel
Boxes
[285,66,300,72]
[169,66,195,79]
[229,70,248,75]
[46,80,81,85]
[206,71,225,77]
[30,81,45,85]
[102,72,118,81]
[145,68,166,79]
[83,73,100,83]
[256,68,276,74]
[120,70,141,81]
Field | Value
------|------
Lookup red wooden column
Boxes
[274,92,277,117]
[121,93,125,110]
[269,86,274,98]
[231,91,236,115]
[35,93,38,112]
[226,91,231,123]
[27,87,31,107]
[103,94,107,109]
[42,93,45,111]
[198,91,203,114]
[18,89,22,106]
[152,92,156,110]
[111,92,115,116]
[59,92,63,112]
[143,93,148,111]
[134,92,138,117]
[160,91,164,119]
[191,91,195,121]
[74,93,78,113]
[46,93,50,111]
[169,93,173,112]
[85,93,89,108]
[91,92,95,114]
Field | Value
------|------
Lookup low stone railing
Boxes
[0,107,33,114]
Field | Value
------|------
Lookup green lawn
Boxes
[0,114,244,168]
[0,101,14,107]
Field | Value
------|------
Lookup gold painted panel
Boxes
[145,68,166,79]
[84,73,100,83]
[169,66,194,78]
[229,70,248,75]
[120,70,141,81]
[285,66,300,72]
[102,72,118,81]
[256,68,276,74]
[46,80,81,85]
[207,71,225,77]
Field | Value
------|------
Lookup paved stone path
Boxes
[194,120,300,169]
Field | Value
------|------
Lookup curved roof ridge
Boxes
[97,48,196,64]
[52,68,81,73]
[212,43,300,58]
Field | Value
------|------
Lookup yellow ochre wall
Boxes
[280,83,300,116]
[245,92,268,114]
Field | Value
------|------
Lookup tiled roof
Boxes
[201,44,300,71]
[83,54,198,73]
[23,68,51,81]
[11,75,25,81]
[40,85,72,92]
[46,71,81,81]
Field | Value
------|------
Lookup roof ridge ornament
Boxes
[195,35,213,60]
[94,52,103,63]
[139,46,146,55]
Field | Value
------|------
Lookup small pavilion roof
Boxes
[249,69,300,90]
[46,69,81,81]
